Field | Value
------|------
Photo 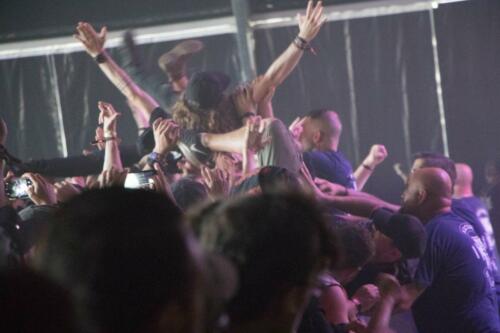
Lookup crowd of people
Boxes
[2,1,500,332]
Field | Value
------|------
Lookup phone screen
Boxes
[124,170,157,189]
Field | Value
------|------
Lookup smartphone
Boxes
[5,178,33,199]
[124,170,157,189]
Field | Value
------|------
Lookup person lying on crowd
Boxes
[74,0,325,132]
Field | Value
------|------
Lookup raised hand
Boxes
[152,118,180,155]
[289,117,305,140]
[363,144,388,169]
[23,173,57,206]
[297,1,326,42]
[201,166,231,199]
[74,22,107,57]
[233,84,257,118]
[352,284,381,313]
[98,101,121,134]
[243,116,271,154]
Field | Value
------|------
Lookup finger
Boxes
[73,34,86,43]
[311,0,322,19]
[152,118,162,130]
[314,177,328,185]
[100,26,107,39]
[313,2,324,22]
[305,0,313,19]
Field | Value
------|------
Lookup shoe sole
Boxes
[158,40,204,71]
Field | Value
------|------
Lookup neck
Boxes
[419,199,452,224]
[453,185,474,199]
[317,139,339,152]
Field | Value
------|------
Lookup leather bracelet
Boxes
[293,36,317,55]
[91,137,119,145]
[94,52,107,64]
[293,36,308,50]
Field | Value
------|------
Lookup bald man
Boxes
[399,168,500,333]
[454,163,499,267]
[320,168,500,332]
[299,109,356,189]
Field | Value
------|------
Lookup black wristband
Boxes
[240,112,256,120]
[362,163,374,171]
[293,36,308,50]
[94,52,107,64]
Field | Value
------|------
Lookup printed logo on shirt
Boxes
[460,223,495,288]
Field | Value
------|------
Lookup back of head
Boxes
[455,163,474,190]
[38,188,200,333]
[331,221,375,270]
[198,192,336,323]
[412,152,457,185]
[307,109,342,140]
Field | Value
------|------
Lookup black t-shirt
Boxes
[412,212,500,333]
[302,150,356,189]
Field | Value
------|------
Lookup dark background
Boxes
[1,0,499,202]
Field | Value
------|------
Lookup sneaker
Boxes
[177,129,212,168]
[158,40,204,81]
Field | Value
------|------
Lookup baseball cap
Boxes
[184,71,230,111]
[371,208,426,259]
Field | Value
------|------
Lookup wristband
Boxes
[293,36,308,50]
[91,137,119,145]
[94,52,107,64]
[240,112,256,120]
[147,151,167,169]
[362,163,374,171]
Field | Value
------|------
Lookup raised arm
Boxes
[74,22,159,117]
[354,144,388,191]
[98,102,123,171]
[252,0,326,105]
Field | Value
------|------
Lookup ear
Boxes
[416,189,427,205]
[312,130,322,145]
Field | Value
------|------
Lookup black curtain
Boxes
[254,10,440,201]
[436,0,500,194]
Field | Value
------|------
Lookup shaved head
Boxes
[455,163,473,188]
[300,109,342,151]
[401,167,453,220]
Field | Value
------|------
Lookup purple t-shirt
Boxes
[413,212,500,333]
